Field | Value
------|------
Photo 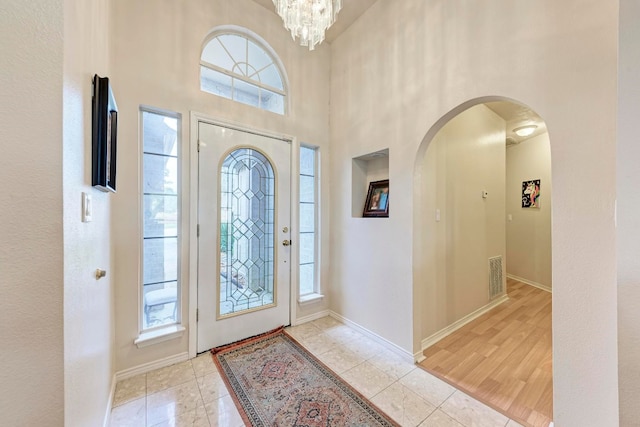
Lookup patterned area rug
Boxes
[211,327,400,427]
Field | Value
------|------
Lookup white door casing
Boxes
[197,120,291,352]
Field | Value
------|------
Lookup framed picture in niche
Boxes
[363,179,389,217]
[92,74,118,192]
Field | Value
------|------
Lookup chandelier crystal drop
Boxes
[272,0,342,51]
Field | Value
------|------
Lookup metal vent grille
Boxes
[489,256,504,299]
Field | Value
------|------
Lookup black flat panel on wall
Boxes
[92,74,118,192]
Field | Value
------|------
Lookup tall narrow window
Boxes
[141,109,180,331]
[299,146,318,297]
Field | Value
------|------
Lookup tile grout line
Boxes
[144,373,148,427]
[192,359,213,427]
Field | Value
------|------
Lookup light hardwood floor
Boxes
[419,278,552,427]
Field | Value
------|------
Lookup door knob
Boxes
[282,239,291,246]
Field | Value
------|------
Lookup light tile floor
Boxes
[110,316,526,427]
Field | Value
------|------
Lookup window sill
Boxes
[134,324,186,348]
[298,293,324,305]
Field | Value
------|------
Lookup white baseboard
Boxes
[414,351,427,363]
[292,309,330,326]
[328,311,414,365]
[507,274,552,293]
[103,373,116,427]
[420,295,509,354]
[115,352,190,382]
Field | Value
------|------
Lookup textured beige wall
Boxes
[0,1,65,425]
[330,1,618,425]
[63,0,115,425]
[505,134,552,290]
[618,0,640,423]
[418,104,506,338]
[110,0,331,371]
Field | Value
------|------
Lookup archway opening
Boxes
[413,97,552,427]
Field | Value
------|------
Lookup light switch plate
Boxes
[82,192,92,222]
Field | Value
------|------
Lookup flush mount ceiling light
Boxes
[272,0,342,51]
[513,125,538,137]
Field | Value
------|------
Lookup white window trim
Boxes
[134,325,186,348]
[138,106,183,342]
[298,293,324,305]
[200,59,286,96]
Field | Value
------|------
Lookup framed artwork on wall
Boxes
[92,74,118,192]
[522,179,540,208]
[363,179,389,217]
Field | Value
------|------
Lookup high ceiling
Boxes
[252,2,545,144]
[252,0,378,43]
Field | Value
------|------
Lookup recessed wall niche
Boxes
[352,149,389,217]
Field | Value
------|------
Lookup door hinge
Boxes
[197,224,200,237]
[197,140,201,152]
[196,309,199,322]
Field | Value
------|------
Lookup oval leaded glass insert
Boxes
[219,148,275,317]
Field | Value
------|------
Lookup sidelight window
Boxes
[140,108,181,331]
[299,145,319,298]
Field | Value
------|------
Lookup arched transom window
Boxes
[200,32,286,115]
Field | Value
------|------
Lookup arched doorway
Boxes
[412,97,552,427]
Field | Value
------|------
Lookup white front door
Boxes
[197,120,291,352]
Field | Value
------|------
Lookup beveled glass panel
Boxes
[219,149,275,317]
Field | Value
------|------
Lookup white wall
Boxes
[330,1,618,425]
[63,0,115,425]
[110,0,331,371]
[506,134,552,290]
[0,1,65,424]
[617,0,640,423]
[417,104,506,339]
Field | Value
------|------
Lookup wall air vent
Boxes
[489,256,504,299]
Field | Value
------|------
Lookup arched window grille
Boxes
[200,31,286,115]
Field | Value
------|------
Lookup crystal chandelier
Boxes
[272,0,342,51]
